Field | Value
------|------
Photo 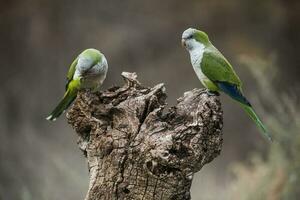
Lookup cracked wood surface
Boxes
[67,72,223,200]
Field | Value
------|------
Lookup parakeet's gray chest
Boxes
[189,47,208,82]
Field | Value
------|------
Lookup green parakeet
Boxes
[46,48,108,121]
[182,28,272,141]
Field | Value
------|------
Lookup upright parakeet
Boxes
[181,28,272,141]
[46,48,108,121]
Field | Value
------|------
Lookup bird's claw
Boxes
[206,89,220,96]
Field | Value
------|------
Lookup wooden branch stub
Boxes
[67,72,223,200]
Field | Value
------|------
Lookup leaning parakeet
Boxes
[46,48,108,121]
[181,28,272,141]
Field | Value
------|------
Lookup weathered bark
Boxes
[67,72,223,200]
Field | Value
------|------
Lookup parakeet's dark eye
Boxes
[187,35,193,39]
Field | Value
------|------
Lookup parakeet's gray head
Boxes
[74,48,108,87]
[182,28,210,51]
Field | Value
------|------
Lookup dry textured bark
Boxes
[67,72,223,200]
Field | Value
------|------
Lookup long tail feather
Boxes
[46,89,77,121]
[216,81,272,141]
[240,103,273,141]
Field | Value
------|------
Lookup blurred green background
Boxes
[0,0,299,199]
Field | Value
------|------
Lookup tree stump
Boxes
[67,72,223,200]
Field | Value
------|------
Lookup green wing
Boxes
[201,49,241,86]
[67,56,79,81]
[65,56,78,90]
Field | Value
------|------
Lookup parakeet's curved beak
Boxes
[181,39,186,47]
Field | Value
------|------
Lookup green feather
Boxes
[201,49,241,86]
[67,57,78,82]
[240,103,273,141]
[46,79,80,121]
[194,30,210,46]
[66,57,78,90]
[80,48,102,65]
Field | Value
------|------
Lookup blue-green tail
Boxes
[46,89,77,121]
[240,103,272,141]
[217,82,272,141]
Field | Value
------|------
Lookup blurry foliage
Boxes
[228,56,300,200]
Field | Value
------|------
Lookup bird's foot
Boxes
[206,89,220,96]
